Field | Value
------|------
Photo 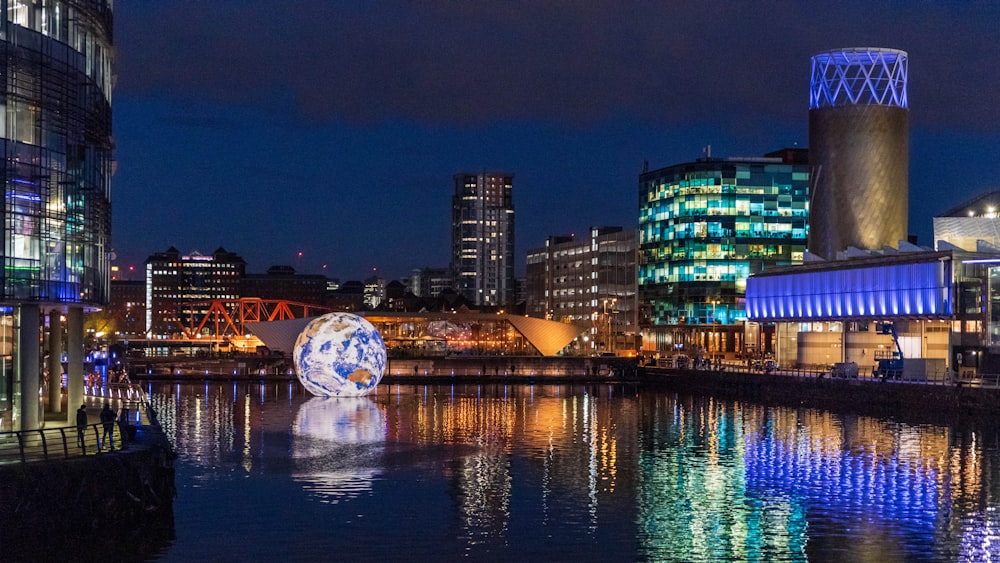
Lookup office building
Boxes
[1,2,114,429]
[526,227,637,354]
[409,266,453,298]
[451,172,515,307]
[241,266,329,306]
[808,48,909,259]
[145,247,246,338]
[638,149,809,356]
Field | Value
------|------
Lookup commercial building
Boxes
[638,149,809,357]
[933,191,1000,251]
[526,226,637,354]
[746,246,1000,377]
[451,172,515,307]
[145,247,246,338]
[0,2,114,429]
[808,48,909,259]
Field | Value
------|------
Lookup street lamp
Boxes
[603,298,617,353]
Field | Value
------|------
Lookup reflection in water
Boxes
[149,382,1000,561]
[291,397,386,504]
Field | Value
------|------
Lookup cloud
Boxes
[113,2,1000,131]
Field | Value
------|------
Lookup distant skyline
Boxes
[112,2,1000,281]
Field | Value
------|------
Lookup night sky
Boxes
[111,2,1000,282]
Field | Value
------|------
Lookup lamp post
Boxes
[603,298,617,353]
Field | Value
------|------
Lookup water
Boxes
[145,381,1000,561]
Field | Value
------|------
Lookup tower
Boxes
[0,2,114,429]
[451,172,515,307]
[808,48,909,259]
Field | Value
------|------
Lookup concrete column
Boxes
[66,307,84,413]
[18,304,40,430]
[48,311,63,414]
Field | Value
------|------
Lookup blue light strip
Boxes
[746,260,952,320]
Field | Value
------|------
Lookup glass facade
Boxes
[0,1,113,428]
[0,0,113,305]
[638,150,809,327]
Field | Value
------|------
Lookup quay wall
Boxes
[641,367,1000,424]
[0,427,176,560]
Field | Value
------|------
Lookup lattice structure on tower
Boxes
[810,48,908,110]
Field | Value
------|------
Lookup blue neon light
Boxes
[810,48,908,110]
[746,260,952,320]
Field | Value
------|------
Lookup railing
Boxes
[0,421,127,464]
[0,382,163,465]
[648,360,989,388]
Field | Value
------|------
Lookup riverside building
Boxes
[451,172,515,307]
[145,247,246,338]
[525,227,638,355]
[638,148,809,358]
[0,1,114,430]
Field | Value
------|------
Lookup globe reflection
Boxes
[290,396,387,504]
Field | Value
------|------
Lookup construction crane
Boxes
[874,322,903,380]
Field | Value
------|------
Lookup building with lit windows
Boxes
[451,172,515,307]
[526,226,637,354]
[0,1,114,430]
[145,247,246,338]
[409,266,452,298]
[638,148,809,357]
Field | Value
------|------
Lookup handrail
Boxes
[0,421,126,464]
[2,382,165,465]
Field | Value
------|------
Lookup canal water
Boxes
[144,381,1000,561]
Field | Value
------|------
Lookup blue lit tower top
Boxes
[810,48,908,110]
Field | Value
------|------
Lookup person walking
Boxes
[75,404,88,449]
[100,403,115,449]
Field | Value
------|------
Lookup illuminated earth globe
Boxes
[293,312,387,397]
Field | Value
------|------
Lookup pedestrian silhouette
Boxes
[100,403,115,449]
[76,404,87,449]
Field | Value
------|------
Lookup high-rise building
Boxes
[638,149,809,355]
[526,227,637,354]
[808,48,909,259]
[451,172,515,307]
[145,247,246,337]
[0,2,114,429]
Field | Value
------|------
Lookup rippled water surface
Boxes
[147,381,1000,561]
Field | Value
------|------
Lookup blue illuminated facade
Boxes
[745,249,1000,373]
[746,254,952,321]
[638,149,808,354]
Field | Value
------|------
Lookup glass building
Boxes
[0,1,114,430]
[638,149,809,356]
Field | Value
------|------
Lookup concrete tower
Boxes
[808,48,909,259]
